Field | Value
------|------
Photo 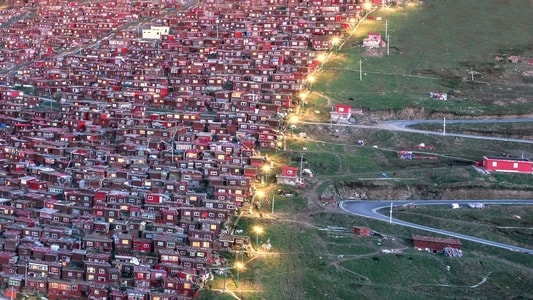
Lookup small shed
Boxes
[363,32,382,48]
[353,226,371,236]
[412,235,461,253]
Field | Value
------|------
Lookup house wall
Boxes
[483,157,532,173]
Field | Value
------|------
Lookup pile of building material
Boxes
[443,247,463,257]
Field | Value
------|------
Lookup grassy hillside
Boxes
[312,0,533,116]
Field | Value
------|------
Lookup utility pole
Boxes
[470,67,474,81]
[387,35,390,56]
[299,153,304,179]
[389,202,393,223]
[385,19,388,40]
[271,193,275,215]
[359,59,362,81]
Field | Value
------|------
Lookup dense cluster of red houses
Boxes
[0,0,373,299]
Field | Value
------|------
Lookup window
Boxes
[514,162,519,168]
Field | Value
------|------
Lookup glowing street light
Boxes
[289,115,299,136]
[262,164,271,184]
[256,189,265,200]
[299,91,308,110]
[307,74,315,91]
[317,53,327,63]
[234,261,244,288]
[331,36,340,54]
[251,189,265,214]
[363,1,372,13]
[316,52,327,70]
[253,225,263,249]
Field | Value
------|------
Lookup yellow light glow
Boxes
[253,225,263,234]
[307,75,315,83]
[256,190,265,198]
[235,261,244,270]
[289,115,299,124]
[317,53,327,62]
[363,2,372,10]
[331,36,340,46]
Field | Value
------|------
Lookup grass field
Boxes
[200,206,533,300]
[312,0,533,116]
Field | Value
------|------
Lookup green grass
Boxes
[390,205,533,249]
[312,0,533,116]
[410,122,533,139]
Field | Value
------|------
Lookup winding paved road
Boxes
[300,117,533,144]
[339,200,533,254]
[379,118,533,144]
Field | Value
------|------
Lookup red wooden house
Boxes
[276,165,301,186]
[413,235,462,253]
[482,156,532,174]
[48,279,83,300]
[330,104,352,122]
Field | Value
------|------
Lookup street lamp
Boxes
[299,91,308,111]
[316,52,327,70]
[253,225,263,249]
[289,115,299,136]
[252,190,265,214]
[234,261,244,288]
[307,74,315,92]
[363,1,372,14]
[331,36,340,54]
[262,164,271,184]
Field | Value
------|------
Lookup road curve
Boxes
[339,199,533,254]
[300,117,533,144]
[378,118,533,144]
